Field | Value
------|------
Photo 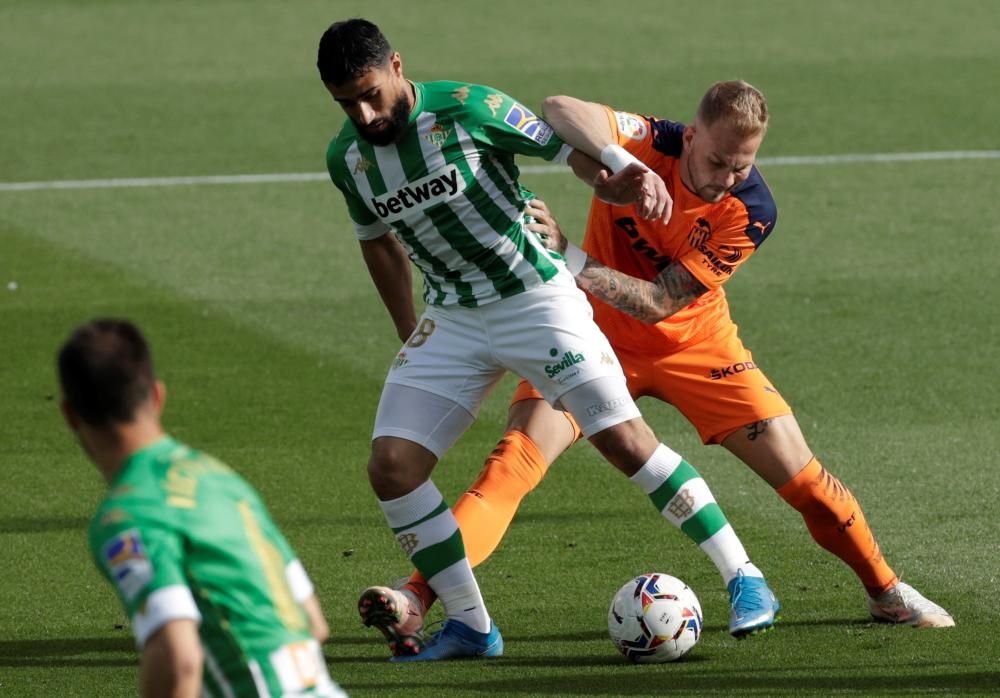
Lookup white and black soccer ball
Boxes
[608,572,703,663]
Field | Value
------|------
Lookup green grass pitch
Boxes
[2,0,998,695]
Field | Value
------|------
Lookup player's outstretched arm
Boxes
[544,95,671,222]
[360,235,417,343]
[526,199,706,323]
[542,95,615,161]
[140,619,202,698]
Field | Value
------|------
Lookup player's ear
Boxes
[683,124,696,149]
[389,51,403,78]
[150,380,167,416]
[60,398,80,432]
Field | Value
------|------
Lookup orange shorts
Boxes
[512,321,791,444]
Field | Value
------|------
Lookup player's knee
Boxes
[368,437,433,499]
[588,418,659,476]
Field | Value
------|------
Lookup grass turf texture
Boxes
[2,0,998,695]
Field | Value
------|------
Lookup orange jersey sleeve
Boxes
[603,106,661,162]
[673,166,777,291]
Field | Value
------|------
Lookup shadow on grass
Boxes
[341,670,1000,694]
[0,637,135,668]
[0,516,90,533]
[329,617,878,659]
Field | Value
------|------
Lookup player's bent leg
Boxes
[560,379,779,637]
[722,415,953,628]
[375,476,496,661]
[460,398,575,567]
[393,396,577,651]
[362,436,440,657]
[365,385,501,660]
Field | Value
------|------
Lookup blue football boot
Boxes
[727,570,780,638]
[390,618,503,662]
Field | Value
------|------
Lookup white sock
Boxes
[378,480,490,632]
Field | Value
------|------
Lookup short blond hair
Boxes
[696,80,768,138]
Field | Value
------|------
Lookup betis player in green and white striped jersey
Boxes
[327,79,571,308]
[59,319,345,697]
[319,20,764,664]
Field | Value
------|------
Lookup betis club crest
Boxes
[426,123,451,148]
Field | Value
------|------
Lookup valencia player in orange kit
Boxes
[360,81,954,653]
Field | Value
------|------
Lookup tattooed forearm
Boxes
[574,259,708,323]
[746,419,773,441]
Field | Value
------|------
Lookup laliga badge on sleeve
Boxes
[615,111,649,141]
[103,528,154,602]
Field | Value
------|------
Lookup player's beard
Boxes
[356,93,410,147]
[686,156,727,203]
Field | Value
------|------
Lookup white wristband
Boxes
[563,241,588,276]
[599,143,643,174]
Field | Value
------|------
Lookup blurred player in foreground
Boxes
[58,319,345,697]
[319,19,779,661]
[370,80,953,652]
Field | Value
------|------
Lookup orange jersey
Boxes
[583,107,778,353]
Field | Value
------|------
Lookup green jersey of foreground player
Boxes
[319,18,778,662]
[58,319,345,698]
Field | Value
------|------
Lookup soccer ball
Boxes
[607,572,702,663]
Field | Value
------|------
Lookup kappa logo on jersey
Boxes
[353,156,372,175]
[370,165,462,220]
[614,111,649,141]
[504,103,554,145]
[484,93,504,117]
[451,86,470,105]
[102,529,153,602]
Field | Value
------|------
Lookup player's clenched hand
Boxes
[525,199,568,255]
[594,163,673,224]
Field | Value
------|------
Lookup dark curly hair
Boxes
[317,18,393,85]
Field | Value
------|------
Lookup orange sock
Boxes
[778,458,898,597]
[403,429,550,612]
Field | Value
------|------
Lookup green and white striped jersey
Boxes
[327,80,572,307]
[88,437,342,697]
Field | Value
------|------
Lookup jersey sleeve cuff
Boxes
[354,220,392,240]
[285,559,315,604]
[552,143,574,166]
[132,585,201,648]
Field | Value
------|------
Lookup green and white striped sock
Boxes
[379,479,491,632]
[630,444,761,585]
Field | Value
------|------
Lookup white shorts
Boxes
[373,274,641,453]
[386,274,624,409]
